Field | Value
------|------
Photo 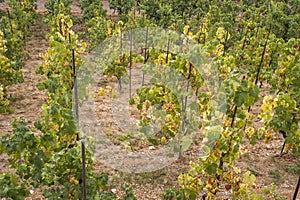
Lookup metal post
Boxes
[81,140,87,200]
[165,32,170,64]
[72,49,79,141]
[142,26,148,86]
[129,28,132,99]
[293,176,300,200]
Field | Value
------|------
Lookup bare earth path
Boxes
[0,13,49,184]
[0,19,47,135]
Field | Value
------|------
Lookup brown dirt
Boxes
[0,18,47,135]
[0,10,49,200]
[0,1,299,200]
[92,74,299,199]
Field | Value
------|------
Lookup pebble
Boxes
[149,146,156,150]
[111,188,117,194]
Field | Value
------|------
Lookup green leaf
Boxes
[206,163,218,175]
[180,135,193,152]
[263,187,271,195]
[205,125,222,145]
[234,92,248,107]
[243,171,256,185]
